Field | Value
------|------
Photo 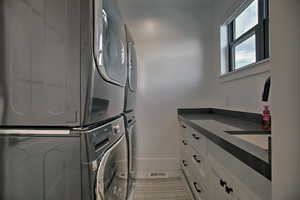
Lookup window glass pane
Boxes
[235,34,256,69]
[235,0,258,39]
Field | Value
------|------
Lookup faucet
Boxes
[262,77,271,102]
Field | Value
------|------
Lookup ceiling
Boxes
[120,0,213,8]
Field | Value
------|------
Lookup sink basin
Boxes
[224,130,272,163]
[224,131,271,149]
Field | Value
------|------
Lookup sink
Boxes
[224,130,271,149]
[224,130,272,163]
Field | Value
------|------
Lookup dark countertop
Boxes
[178,108,271,181]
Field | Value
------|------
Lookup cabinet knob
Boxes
[182,160,188,167]
[112,124,121,135]
[192,134,200,140]
[193,182,202,193]
[219,179,227,187]
[225,186,233,194]
[193,155,201,163]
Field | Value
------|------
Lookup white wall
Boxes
[271,0,300,199]
[119,0,214,178]
[119,0,300,187]
[211,0,271,113]
[118,1,300,198]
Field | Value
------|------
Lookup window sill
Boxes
[219,58,271,83]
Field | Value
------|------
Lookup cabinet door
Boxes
[210,166,229,199]
[209,165,235,200]
[233,192,252,200]
[232,182,259,200]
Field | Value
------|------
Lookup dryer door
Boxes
[95,135,128,200]
[94,0,127,87]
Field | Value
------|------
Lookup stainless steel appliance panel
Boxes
[0,0,127,126]
[0,0,81,126]
[84,0,127,126]
[0,135,81,200]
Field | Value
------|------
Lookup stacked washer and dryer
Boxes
[0,0,136,200]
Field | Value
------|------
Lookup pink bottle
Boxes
[262,106,271,131]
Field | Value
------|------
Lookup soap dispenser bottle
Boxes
[262,77,271,131]
[262,105,271,131]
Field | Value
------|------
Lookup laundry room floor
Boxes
[129,178,193,200]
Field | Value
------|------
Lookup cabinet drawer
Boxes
[179,122,188,141]
[180,138,190,165]
[180,148,192,177]
[187,128,207,156]
[180,137,189,153]
[188,146,209,189]
[189,175,209,200]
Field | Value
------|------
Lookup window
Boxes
[228,0,269,71]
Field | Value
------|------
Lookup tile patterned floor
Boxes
[129,178,193,200]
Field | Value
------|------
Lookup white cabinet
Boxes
[209,156,237,200]
[208,156,258,200]
[179,122,270,200]
[231,178,260,200]
[210,166,233,200]
[234,191,254,200]
[180,126,210,200]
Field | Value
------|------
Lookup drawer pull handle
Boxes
[193,182,202,193]
[225,186,233,194]
[182,140,188,145]
[219,179,227,187]
[192,134,200,140]
[193,155,201,163]
[182,160,188,167]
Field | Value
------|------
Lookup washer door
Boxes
[95,135,128,200]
